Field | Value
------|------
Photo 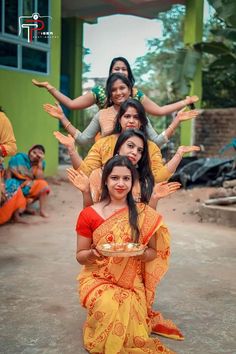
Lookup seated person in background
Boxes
[6,145,50,217]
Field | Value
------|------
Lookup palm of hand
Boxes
[153,183,170,198]
[53,132,75,149]
[44,104,63,119]
[67,168,90,193]
[178,110,199,122]
[32,79,48,87]
[71,174,89,192]
[178,145,200,155]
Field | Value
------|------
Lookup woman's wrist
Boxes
[47,84,55,92]
[68,147,76,155]
[176,150,183,159]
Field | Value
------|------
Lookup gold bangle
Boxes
[64,122,72,129]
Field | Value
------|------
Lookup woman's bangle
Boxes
[64,122,72,130]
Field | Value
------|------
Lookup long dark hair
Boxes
[113,98,148,136]
[108,57,135,87]
[105,73,132,108]
[100,155,139,242]
[114,129,154,203]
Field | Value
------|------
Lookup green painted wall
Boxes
[0,1,61,175]
[61,18,83,129]
[181,0,203,146]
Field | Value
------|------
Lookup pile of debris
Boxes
[205,179,236,206]
[199,179,236,228]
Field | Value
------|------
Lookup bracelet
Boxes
[64,122,72,129]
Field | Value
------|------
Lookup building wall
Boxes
[0,1,61,175]
[194,108,236,158]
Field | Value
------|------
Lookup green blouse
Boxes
[91,85,144,109]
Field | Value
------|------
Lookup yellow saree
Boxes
[78,204,182,353]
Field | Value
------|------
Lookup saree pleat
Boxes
[78,204,181,353]
[0,187,26,224]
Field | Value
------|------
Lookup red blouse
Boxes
[76,206,104,238]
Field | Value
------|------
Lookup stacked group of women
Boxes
[0,56,201,353]
[32,57,201,353]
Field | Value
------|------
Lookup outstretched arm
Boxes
[142,94,199,117]
[166,145,200,174]
[33,79,95,110]
[44,103,101,146]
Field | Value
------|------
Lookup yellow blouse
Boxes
[0,112,17,158]
[78,134,172,183]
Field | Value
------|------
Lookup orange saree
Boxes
[78,204,182,353]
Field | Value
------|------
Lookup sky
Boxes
[83,15,163,78]
[83,1,211,79]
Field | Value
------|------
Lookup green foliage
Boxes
[133,5,186,135]
[200,0,236,108]
[82,47,91,78]
[133,1,236,112]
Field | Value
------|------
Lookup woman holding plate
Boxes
[76,155,182,354]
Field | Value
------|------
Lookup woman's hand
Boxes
[88,244,104,262]
[67,167,90,193]
[185,95,199,105]
[176,108,199,122]
[177,145,200,157]
[53,131,75,151]
[152,181,181,199]
[136,247,156,262]
[32,79,51,89]
[43,102,64,120]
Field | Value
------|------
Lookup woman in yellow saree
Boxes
[76,155,182,354]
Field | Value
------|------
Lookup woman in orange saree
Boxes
[7,145,50,217]
[76,155,182,354]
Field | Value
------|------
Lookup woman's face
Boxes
[118,136,144,166]
[29,148,44,163]
[111,60,128,78]
[106,166,132,200]
[119,106,141,131]
[111,79,131,106]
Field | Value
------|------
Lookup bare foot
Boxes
[40,211,49,218]
[25,208,36,215]
[12,214,28,224]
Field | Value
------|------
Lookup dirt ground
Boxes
[1,166,235,354]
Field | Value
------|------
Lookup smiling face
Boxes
[111,60,129,78]
[119,106,141,131]
[29,148,44,163]
[106,165,132,200]
[111,79,131,106]
[118,136,144,166]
